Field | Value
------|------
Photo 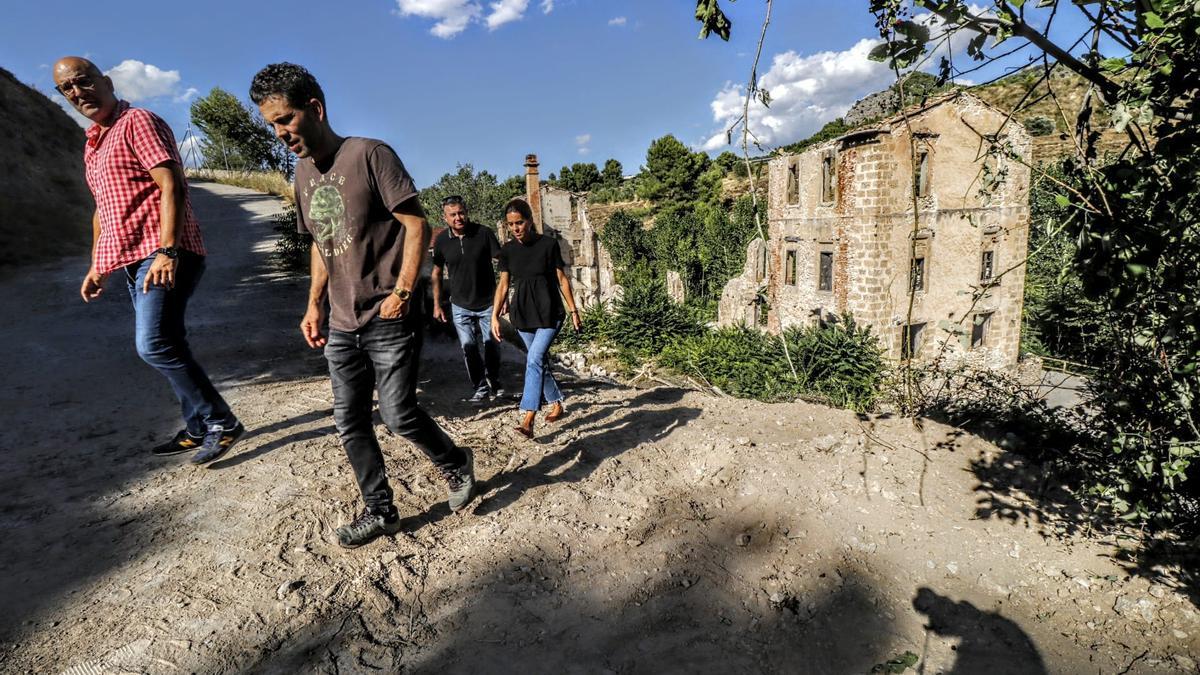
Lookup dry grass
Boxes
[187,169,293,203]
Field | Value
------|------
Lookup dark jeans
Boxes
[123,252,235,436]
[325,313,465,512]
[450,303,501,395]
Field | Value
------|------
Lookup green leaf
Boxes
[868,42,894,63]
[1143,11,1165,29]
[1054,194,1070,208]
[872,651,920,674]
[1100,57,1126,73]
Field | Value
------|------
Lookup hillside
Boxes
[970,67,1132,163]
[0,67,92,269]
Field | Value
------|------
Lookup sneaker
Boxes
[440,448,476,512]
[152,429,204,456]
[336,508,402,549]
[191,421,246,465]
[490,387,507,400]
[468,389,490,404]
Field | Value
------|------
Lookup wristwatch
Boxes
[393,287,412,302]
[155,246,179,259]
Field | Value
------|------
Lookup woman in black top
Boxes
[490,198,583,438]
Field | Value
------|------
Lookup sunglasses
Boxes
[56,76,98,96]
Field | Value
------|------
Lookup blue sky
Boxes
[2,1,1100,187]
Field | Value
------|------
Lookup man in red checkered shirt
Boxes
[54,56,245,464]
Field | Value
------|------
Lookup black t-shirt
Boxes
[498,234,567,331]
[431,223,501,311]
[294,137,418,332]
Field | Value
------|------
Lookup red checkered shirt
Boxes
[84,101,205,274]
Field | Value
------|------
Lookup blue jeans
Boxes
[516,322,564,413]
[123,252,235,436]
[325,314,465,512]
[450,304,501,395]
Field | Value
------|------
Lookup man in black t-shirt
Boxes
[251,63,475,550]
[431,196,504,402]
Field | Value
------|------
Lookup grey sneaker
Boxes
[490,387,506,400]
[468,389,490,404]
[336,508,402,549]
[441,448,476,512]
[191,421,246,465]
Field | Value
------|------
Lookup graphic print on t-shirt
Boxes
[301,172,355,257]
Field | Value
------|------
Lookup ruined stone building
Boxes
[503,154,618,309]
[719,92,1031,367]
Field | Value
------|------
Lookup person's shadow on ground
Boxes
[913,586,1047,675]
[471,387,699,518]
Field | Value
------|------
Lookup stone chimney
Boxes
[524,153,543,233]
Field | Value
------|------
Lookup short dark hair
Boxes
[441,195,467,209]
[503,198,534,224]
[249,62,325,108]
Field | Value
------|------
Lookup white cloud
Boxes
[52,94,91,128]
[394,0,482,38]
[486,0,528,30]
[702,38,893,151]
[177,134,204,168]
[575,133,590,155]
[608,16,627,26]
[173,87,199,104]
[699,7,990,152]
[105,59,182,102]
[540,0,553,13]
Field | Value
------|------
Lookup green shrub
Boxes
[661,326,799,401]
[1025,115,1055,136]
[610,279,702,358]
[660,318,887,408]
[785,317,886,412]
[555,301,614,351]
[272,205,311,272]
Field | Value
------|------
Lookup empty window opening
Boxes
[971,312,993,349]
[910,256,926,292]
[821,153,836,203]
[786,159,800,204]
[915,149,930,198]
[818,250,834,292]
[901,323,926,360]
[980,250,995,282]
[784,249,798,286]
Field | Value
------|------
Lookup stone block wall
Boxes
[737,92,1031,368]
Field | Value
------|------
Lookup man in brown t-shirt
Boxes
[251,62,475,548]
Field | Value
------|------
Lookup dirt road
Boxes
[0,183,1195,674]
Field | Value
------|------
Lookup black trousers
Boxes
[325,314,465,512]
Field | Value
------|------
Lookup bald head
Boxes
[53,56,117,126]
[53,56,102,79]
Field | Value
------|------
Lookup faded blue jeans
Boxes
[450,304,502,396]
[123,251,236,436]
[516,321,564,413]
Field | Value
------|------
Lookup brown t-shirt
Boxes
[295,137,418,332]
